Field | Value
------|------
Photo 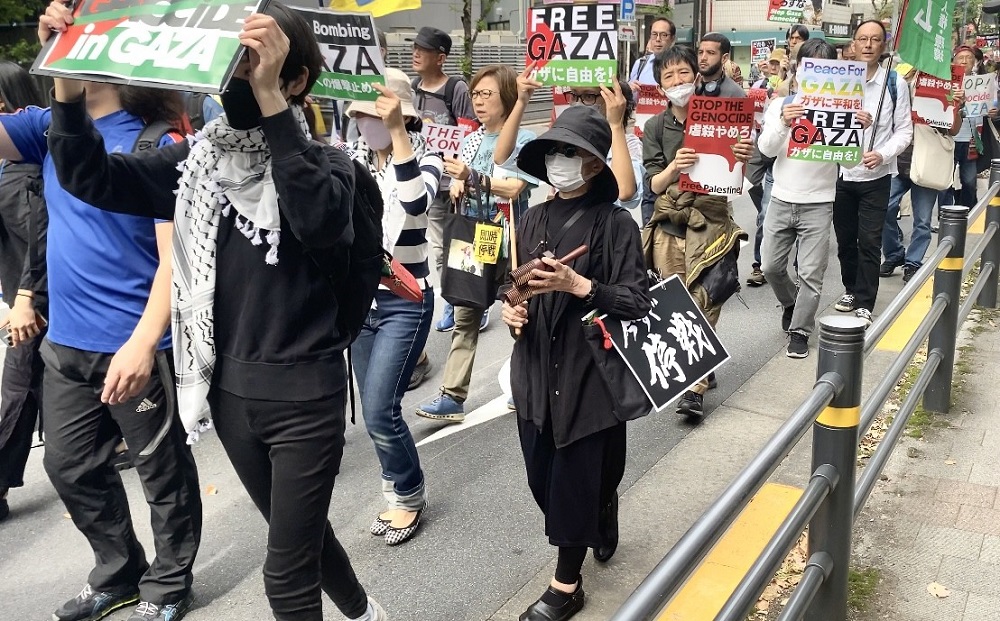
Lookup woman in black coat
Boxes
[501,105,652,621]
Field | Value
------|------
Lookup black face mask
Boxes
[221,78,262,130]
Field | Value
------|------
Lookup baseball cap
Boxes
[407,27,452,55]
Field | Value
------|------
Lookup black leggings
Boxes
[209,388,368,621]
[555,546,587,584]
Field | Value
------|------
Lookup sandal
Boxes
[385,509,422,546]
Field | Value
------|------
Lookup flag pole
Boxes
[867,0,910,151]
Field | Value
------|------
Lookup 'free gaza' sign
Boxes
[526,4,617,87]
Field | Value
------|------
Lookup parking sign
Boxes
[620,0,635,22]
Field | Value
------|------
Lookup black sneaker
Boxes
[126,593,193,621]
[706,372,718,390]
[902,265,917,283]
[781,305,795,332]
[879,260,902,277]
[53,584,139,621]
[407,351,432,391]
[676,391,704,418]
[0,496,8,522]
[786,333,809,359]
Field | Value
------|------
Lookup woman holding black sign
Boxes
[501,105,651,621]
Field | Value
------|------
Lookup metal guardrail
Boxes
[608,162,1000,621]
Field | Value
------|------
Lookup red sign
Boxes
[634,85,668,139]
[912,65,963,129]
[748,88,769,132]
[678,96,754,196]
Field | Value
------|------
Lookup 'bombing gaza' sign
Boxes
[291,7,384,101]
[526,4,617,86]
[31,0,269,93]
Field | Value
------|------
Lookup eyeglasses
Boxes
[854,36,884,45]
[564,91,601,105]
[546,144,580,158]
[650,31,674,40]
[470,89,496,100]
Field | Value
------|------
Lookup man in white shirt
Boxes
[629,17,675,91]
[831,20,913,327]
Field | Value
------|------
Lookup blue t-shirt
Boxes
[462,128,537,220]
[0,107,173,353]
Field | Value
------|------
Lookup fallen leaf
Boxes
[927,582,951,598]
[205,485,219,496]
[944,459,957,466]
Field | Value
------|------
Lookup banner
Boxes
[787,58,865,165]
[767,0,822,26]
[633,84,668,139]
[748,88,769,133]
[330,0,419,18]
[30,0,266,93]
[595,275,730,412]
[912,66,963,129]
[292,7,384,101]
[678,96,753,196]
[897,0,956,80]
[963,73,998,118]
[527,4,617,87]
[751,39,776,63]
[421,122,474,159]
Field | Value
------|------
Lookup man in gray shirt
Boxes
[696,33,747,99]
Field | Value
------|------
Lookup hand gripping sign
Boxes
[679,96,754,196]
[526,4,617,87]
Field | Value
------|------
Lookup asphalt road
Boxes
[0,186,866,621]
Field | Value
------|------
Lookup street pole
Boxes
[692,0,702,45]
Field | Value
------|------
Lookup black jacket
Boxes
[0,161,47,312]
[46,99,356,401]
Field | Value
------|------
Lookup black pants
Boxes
[209,388,367,621]
[40,340,201,605]
[0,331,45,490]
[833,175,892,312]
[518,418,627,548]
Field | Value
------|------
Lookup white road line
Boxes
[415,396,513,447]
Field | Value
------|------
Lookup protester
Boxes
[750,60,771,90]
[629,17,675,90]
[502,104,651,621]
[832,20,913,327]
[758,39,873,358]
[0,61,47,524]
[774,25,810,97]
[696,33,748,97]
[344,68,442,545]
[41,3,387,620]
[642,45,752,417]
[766,48,788,90]
[182,91,223,132]
[416,65,536,424]
[944,46,990,211]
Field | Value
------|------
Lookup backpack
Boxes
[132,120,180,153]
[412,76,463,123]
[186,92,208,132]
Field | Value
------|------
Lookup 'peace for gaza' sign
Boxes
[526,4,617,87]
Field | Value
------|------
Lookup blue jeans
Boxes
[938,142,978,209]
[352,288,434,510]
[754,169,775,267]
[884,174,939,268]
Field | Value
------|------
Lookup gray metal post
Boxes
[976,159,1000,308]
[803,316,866,621]
[925,205,969,413]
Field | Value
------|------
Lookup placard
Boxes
[767,0,809,24]
[748,88,769,132]
[678,96,753,196]
[912,66,963,129]
[526,4,617,86]
[292,7,385,101]
[597,275,730,412]
[422,122,474,159]
[787,58,865,165]
[963,73,998,118]
[634,84,668,139]
[751,39,776,63]
[30,0,267,93]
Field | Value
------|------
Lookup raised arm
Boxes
[494,64,540,166]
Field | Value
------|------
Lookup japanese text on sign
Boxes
[912,66,962,129]
[292,7,385,102]
[633,84,668,139]
[473,222,502,264]
[787,58,865,165]
[526,4,617,87]
[679,97,754,196]
[751,39,776,63]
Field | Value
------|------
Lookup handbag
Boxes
[380,253,423,303]
[440,174,503,309]
[910,123,956,191]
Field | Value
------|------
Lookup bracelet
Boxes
[584,279,599,305]
[16,292,33,299]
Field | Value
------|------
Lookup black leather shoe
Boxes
[594,495,619,563]
[519,580,585,621]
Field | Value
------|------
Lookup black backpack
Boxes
[412,76,463,124]
[186,92,208,132]
[132,120,179,153]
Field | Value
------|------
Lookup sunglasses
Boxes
[565,91,601,106]
[546,144,581,158]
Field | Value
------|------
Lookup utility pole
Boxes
[691,0,707,44]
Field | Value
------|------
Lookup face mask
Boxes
[221,78,263,130]
[545,153,587,192]
[357,116,393,151]
[664,83,695,107]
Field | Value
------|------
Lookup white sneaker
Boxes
[834,293,855,312]
[351,597,388,621]
[855,308,872,328]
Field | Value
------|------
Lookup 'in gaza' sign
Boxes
[291,7,385,101]
[526,4,617,87]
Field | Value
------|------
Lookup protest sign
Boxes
[31,0,266,93]
[767,0,817,24]
[912,66,963,129]
[422,122,474,159]
[292,7,384,101]
[897,0,955,80]
[551,86,572,122]
[751,39,776,63]
[633,84,668,139]
[963,73,998,118]
[787,58,865,165]
[596,275,729,412]
[678,96,753,196]
[748,88,769,132]
[526,4,617,86]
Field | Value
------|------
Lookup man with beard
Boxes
[696,33,748,99]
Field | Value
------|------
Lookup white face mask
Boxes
[357,116,392,150]
[664,82,695,107]
[545,153,588,192]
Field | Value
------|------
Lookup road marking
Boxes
[415,396,513,447]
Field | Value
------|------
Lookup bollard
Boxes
[925,205,969,413]
[976,159,1000,308]
[804,316,866,621]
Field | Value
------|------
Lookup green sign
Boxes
[290,7,384,101]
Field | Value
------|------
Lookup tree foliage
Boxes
[460,0,500,80]
[0,0,46,26]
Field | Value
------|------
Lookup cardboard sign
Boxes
[751,39,776,63]
[912,66,963,129]
[597,275,730,412]
[963,73,998,118]
[748,88,769,132]
[678,96,753,196]
[292,7,385,101]
[30,0,266,93]
[422,122,474,159]
[526,4,617,86]
[634,84,669,139]
[787,58,866,165]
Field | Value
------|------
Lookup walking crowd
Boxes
[0,3,989,621]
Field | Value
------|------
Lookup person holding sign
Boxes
[41,3,388,620]
[501,105,651,621]
[344,68,442,546]
[943,46,996,211]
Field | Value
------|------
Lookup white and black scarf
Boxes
[172,108,311,443]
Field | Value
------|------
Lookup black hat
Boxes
[407,27,452,55]
[517,106,618,201]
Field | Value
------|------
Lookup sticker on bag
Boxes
[447,239,484,276]
[472,222,503,264]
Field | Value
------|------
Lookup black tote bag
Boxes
[440,203,503,309]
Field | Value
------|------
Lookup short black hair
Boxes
[264,1,324,105]
[650,16,675,36]
[853,19,888,42]
[653,45,698,83]
[700,32,732,56]
[797,39,836,63]
[786,24,810,43]
[618,78,635,126]
[0,61,43,110]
